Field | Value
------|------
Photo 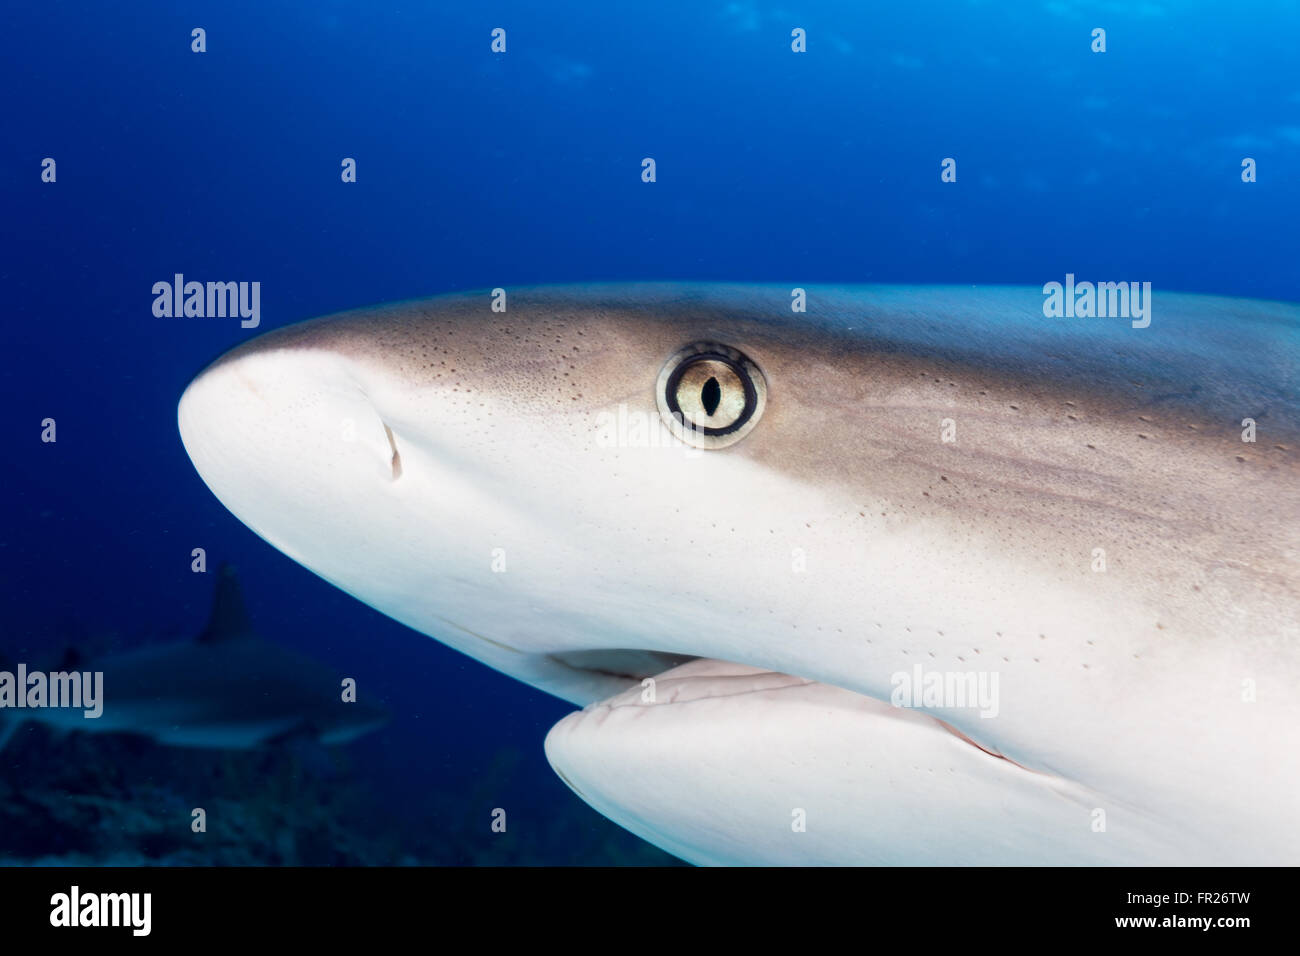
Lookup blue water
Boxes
[2,2,1297,863]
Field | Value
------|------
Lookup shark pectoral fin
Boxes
[544,658,1183,866]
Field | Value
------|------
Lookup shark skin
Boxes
[176,283,1300,865]
[0,565,389,751]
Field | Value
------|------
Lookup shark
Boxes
[0,564,389,751]
[176,283,1300,865]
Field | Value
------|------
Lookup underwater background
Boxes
[2,1,1297,864]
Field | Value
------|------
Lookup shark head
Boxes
[178,284,872,702]
[178,283,1300,863]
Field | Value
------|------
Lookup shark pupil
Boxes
[701,376,721,416]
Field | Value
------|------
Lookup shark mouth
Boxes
[546,649,1036,773]
[538,654,1125,866]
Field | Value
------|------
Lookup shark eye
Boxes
[656,342,767,449]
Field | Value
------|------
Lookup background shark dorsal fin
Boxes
[199,563,256,643]
[57,645,86,670]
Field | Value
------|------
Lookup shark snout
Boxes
[179,344,409,544]
[176,325,539,686]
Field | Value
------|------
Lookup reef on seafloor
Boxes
[0,725,680,866]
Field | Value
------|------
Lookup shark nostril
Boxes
[382,423,402,480]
